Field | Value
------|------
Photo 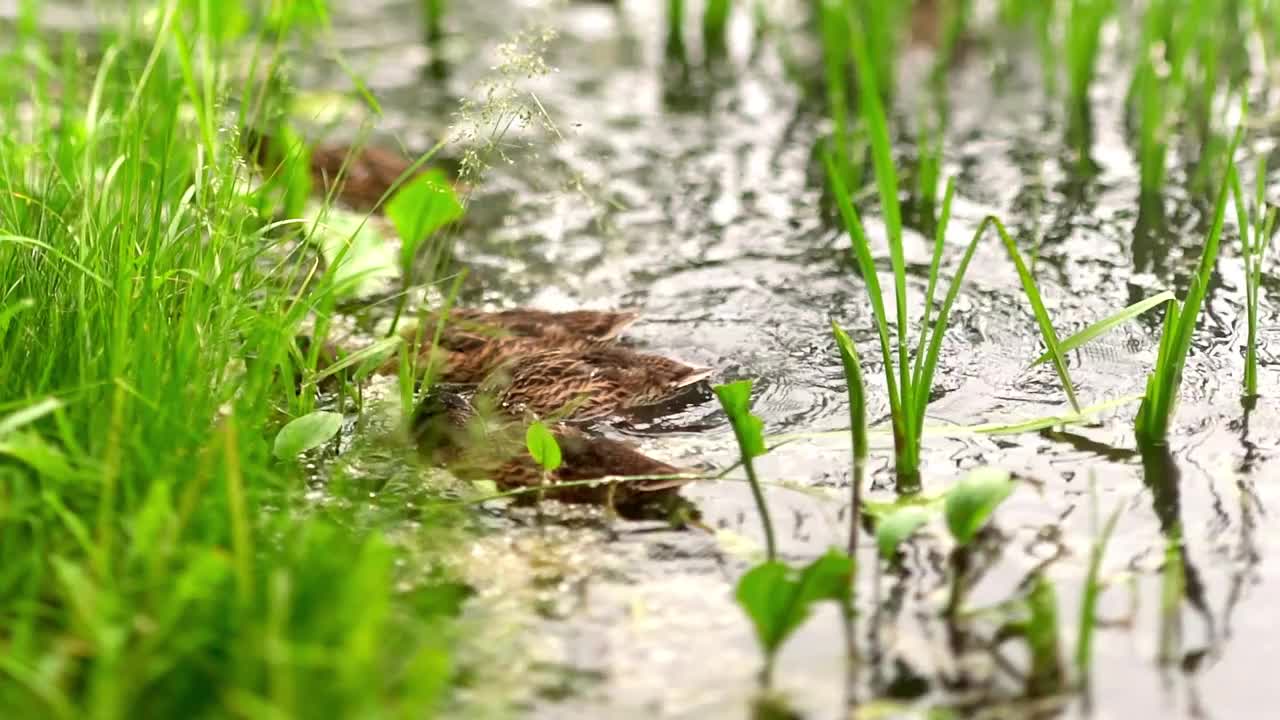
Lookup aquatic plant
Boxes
[714,379,777,559]
[827,13,1082,491]
[831,321,866,557]
[1064,0,1112,147]
[703,0,732,58]
[736,550,854,687]
[1134,126,1241,444]
[1230,157,1276,400]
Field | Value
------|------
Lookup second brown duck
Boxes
[413,386,693,514]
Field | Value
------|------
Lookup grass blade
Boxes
[1029,291,1175,366]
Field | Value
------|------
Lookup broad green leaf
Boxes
[944,467,1014,545]
[273,411,343,459]
[714,380,766,458]
[876,505,935,561]
[525,421,562,472]
[1030,291,1175,365]
[387,170,464,262]
[313,206,398,299]
[735,550,854,655]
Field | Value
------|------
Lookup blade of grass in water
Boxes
[1030,291,1176,366]
[831,320,866,557]
[1137,123,1242,442]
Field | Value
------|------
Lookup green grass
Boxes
[0,4,469,716]
[825,11,1082,491]
[1135,124,1241,444]
[1230,156,1277,400]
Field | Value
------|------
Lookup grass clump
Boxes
[1134,125,1241,443]
[1230,157,1276,400]
[0,3,469,716]
[826,9,1082,492]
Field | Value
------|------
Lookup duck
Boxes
[480,346,713,421]
[381,307,642,383]
[246,129,461,213]
[412,386,694,514]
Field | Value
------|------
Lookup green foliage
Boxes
[831,320,867,556]
[715,380,775,558]
[525,421,562,472]
[386,168,465,266]
[1136,125,1241,443]
[735,550,854,683]
[1230,158,1277,398]
[273,411,344,459]
[1031,292,1175,366]
[944,467,1014,545]
[0,5,466,716]
[875,505,933,561]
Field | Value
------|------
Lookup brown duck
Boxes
[412,386,693,513]
[481,346,713,421]
[381,307,641,383]
[247,130,462,212]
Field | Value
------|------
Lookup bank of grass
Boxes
[0,3,469,717]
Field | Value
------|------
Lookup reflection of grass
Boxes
[0,5,470,716]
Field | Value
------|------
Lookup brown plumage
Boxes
[445,308,639,341]
[481,346,713,421]
[412,386,692,511]
[381,308,641,383]
[246,130,461,213]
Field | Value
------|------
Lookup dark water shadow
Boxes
[1137,440,1217,671]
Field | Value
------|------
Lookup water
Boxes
[312,2,1280,718]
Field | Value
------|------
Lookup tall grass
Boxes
[1064,0,1112,148]
[0,2,465,715]
[1134,125,1241,444]
[1230,157,1276,400]
[827,9,1081,491]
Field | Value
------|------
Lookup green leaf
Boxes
[313,336,405,382]
[387,169,464,262]
[944,467,1014,545]
[0,397,63,438]
[313,206,399,300]
[273,411,343,459]
[735,550,854,655]
[876,505,935,561]
[525,421,562,472]
[1030,291,1175,365]
[1023,574,1065,697]
[0,297,34,337]
[831,320,867,462]
[0,431,75,480]
[713,380,766,458]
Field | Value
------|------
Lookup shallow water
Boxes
[313,2,1280,718]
